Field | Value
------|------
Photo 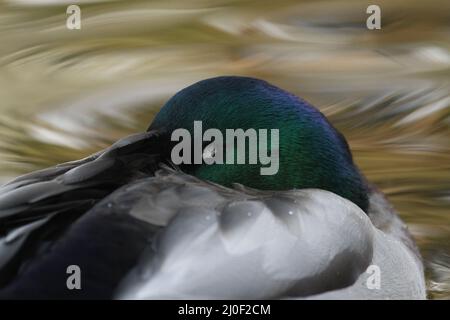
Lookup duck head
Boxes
[149,76,369,212]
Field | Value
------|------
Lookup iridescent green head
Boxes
[149,76,369,212]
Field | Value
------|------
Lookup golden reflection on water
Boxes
[0,0,449,298]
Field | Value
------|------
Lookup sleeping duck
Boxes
[0,76,426,299]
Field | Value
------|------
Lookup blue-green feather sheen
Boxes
[149,76,369,212]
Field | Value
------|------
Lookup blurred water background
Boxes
[0,0,448,299]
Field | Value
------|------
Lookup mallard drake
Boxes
[0,76,426,299]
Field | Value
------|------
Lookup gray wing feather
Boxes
[0,164,420,299]
[112,170,374,299]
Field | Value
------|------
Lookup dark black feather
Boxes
[0,131,163,295]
